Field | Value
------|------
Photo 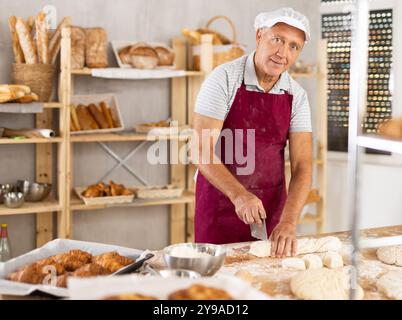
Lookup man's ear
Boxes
[256,28,263,44]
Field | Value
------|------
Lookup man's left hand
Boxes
[270,221,297,258]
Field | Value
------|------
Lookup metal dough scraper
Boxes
[250,219,268,240]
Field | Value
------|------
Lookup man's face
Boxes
[254,23,305,78]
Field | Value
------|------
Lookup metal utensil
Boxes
[16,180,52,202]
[250,219,268,240]
[111,253,154,276]
[3,192,24,208]
[0,184,14,204]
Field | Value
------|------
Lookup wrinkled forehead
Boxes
[259,23,306,44]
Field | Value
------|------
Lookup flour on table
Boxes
[376,245,402,266]
[290,268,364,300]
[249,236,342,258]
[376,270,402,300]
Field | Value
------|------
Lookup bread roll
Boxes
[154,46,175,66]
[15,17,38,64]
[85,28,108,68]
[8,16,25,63]
[88,103,109,129]
[71,27,86,69]
[76,104,99,130]
[129,43,158,69]
[100,101,114,128]
[118,45,132,65]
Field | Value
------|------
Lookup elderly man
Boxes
[193,8,313,258]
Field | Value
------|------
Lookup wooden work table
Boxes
[2,225,401,300]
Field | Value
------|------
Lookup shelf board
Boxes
[357,135,402,155]
[0,199,61,216]
[299,213,322,225]
[0,137,63,144]
[71,191,195,211]
[71,68,204,79]
[71,132,191,143]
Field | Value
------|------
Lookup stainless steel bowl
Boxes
[3,192,24,208]
[16,180,52,202]
[0,184,14,204]
[158,269,201,279]
[163,243,226,276]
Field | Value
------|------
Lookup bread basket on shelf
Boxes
[136,185,183,199]
[189,15,246,71]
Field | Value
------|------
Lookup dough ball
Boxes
[302,254,323,269]
[376,245,402,266]
[249,241,271,258]
[377,270,402,300]
[234,269,254,283]
[340,244,354,265]
[315,236,342,253]
[282,257,306,271]
[323,251,344,269]
[290,268,364,300]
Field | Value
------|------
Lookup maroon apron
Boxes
[195,82,292,244]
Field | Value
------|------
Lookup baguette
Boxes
[35,12,50,64]
[76,104,99,130]
[100,101,114,128]
[70,105,81,131]
[15,17,38,64]
[88,103,109,129]
[27,16,34,34]
[49,17,71,64]
[0,90,25,103]
[8,16,25,63]
[70,114,77,131]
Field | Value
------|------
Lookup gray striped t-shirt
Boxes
[195,51,312,132]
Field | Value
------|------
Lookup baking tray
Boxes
[75,187,135,206]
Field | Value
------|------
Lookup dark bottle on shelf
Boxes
[0,224,12,262]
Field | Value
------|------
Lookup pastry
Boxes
[14,92,39,103]
[154,46,174,66]
[85,28,108,68]
[93,251,134,273]
[105,293,157,300]
[168,284,233,300]
[73,263,110,277]
[100,101,115,128]
[70,105,81,131]
[76,104,100,130]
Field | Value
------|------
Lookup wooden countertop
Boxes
[2,225,401,300]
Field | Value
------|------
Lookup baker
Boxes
[193,8,313,257]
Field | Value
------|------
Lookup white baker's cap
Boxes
[254,8,311,42]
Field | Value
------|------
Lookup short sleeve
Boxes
[289,89,312,132]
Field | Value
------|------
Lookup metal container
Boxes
[158,269,201,279]
[0,184,14,204]
[163,243,226,276]
[3,192,24,208]
[16,180,51,202]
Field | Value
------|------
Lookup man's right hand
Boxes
[232,191,267,225]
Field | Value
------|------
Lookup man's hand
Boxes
[232,191,266,225]
[270,221,297,258]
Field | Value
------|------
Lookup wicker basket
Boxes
[11,63,55,102]
[136,185,183,199]
[192,16,246,71]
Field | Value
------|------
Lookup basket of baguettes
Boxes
[70,94,123,134]
[7,13,72,102]
[181,15,246,71]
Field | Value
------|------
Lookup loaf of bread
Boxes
[129,43,158,69]
[15,17,38,64]
[154,46,175,66]
[100,101,115,128]
[76,104,99,130]
[85,28,108,68]
[118,45,131,65]
[71,27,86,70]
[70,105,81,131]
[8,16,25,63]
[49,17,71,64]
[88,103,109,129]
[35,12,50,64]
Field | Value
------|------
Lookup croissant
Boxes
[8,264,45,285]
[56,272,72,288]
[82,184,101,198]
[35,258,65,275]
[68,250,93,263]
[93,251,134,273]
[53,253,87,272]
[73,263,110,277]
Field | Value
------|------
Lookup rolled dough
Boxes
[302,254,323,269]
[290,268,364,300]
[377,270,402,300]
[323,251,344,269]
[249,236,342,258]
[376,245,402,266]
[282,257,306,271]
